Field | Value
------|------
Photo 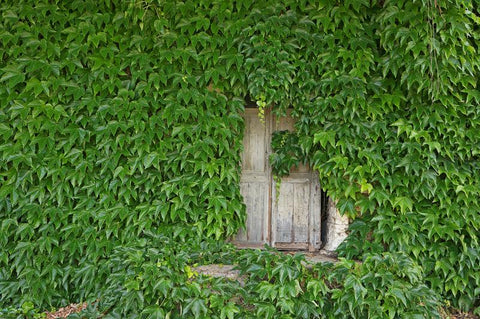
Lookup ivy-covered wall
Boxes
[0,0,249,306]
[0,0,479,312]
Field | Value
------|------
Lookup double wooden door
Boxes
[235,108,321,251]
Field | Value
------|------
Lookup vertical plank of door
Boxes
[309,173,322,251]
[251,113,265,172]
[245,182,254,241]
[248,183,266,242]
[265,110,272,245]
[275,182,294,243]
[242,114,251,171]
[293,181,309,243]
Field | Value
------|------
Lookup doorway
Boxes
[234,108,322,251]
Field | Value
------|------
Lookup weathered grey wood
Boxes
[293,181,309,243]
[242,110,266,172]
[247,182,267,242]
[309,174,322,251]
[274,242,309,250]
[236,109,270,245]
[272,176,316,247]
[275,182,294,242]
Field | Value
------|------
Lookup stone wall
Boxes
[322,198,349,251]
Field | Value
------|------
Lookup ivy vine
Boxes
[0,0,479,313]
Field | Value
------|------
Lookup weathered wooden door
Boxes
[235,108,321,251]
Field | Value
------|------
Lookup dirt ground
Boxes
[45,302,87,319]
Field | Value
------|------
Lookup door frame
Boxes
[235,107,321,251]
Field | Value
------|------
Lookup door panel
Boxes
[238,181,267,242]
[236,109,270,246]
[272,175,319,250]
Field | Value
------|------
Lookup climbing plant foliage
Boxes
[0,0,479,313]
[0,0,248,308]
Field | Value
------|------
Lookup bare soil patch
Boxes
[45,302,87,319]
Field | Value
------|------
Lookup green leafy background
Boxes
[0,0,479,315]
